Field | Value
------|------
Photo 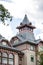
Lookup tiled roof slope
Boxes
[20,14,30,25]
[17,14,35,29]
[0,35,24,54]
[12,32,38,46]
[12,33,41,46]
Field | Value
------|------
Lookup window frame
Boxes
[2,52,8,64]
[30,45,35,51]
[30,55,34,62]
[0,52,14,65]
[1,42,8,46]
[8,54,14,65]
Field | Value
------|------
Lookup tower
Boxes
[16,14,36,42]
[16,14,35,33]
[11,14,37,65]
[16,14,36,65]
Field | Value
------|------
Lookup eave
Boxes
[16,24,36,29]
[0,45,24,55]
[13,40,37,47]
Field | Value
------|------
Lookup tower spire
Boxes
[20,14,30,25]
[16,14,36,33]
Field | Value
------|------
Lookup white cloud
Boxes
[0,0,14,3]
[0,22,14,40]
[0,0,43,40]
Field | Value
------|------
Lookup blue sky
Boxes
[0,0,43,40]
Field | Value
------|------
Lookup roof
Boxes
[10,15,43,46]
[21,14,30,25]
[12,37,42,47]
[11,31,39,46]
[0,35,24,55]
[0,44,24,55]
[11,31,43,47]
[17,24,35,29]
[13,41,37,47]
[17,14,35,29]
[0,34,12,47]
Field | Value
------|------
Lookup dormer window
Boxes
[2,42,7,46]
[14,39,19,44]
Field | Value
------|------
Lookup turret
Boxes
[16,14,35,33]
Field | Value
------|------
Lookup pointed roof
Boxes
[16,14,35,29]
[20,14,31,25]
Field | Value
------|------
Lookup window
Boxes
[30,45,34,51]
[0,52,14,65]
[2,53,7,57]
[9,54,14,65]
[31,56,34,62]
[2,53,7,64]
[2,42,7,46]
[14,39,18,44]
[9,54,13,58]
[9,59,13,65]
[2,58,7,64]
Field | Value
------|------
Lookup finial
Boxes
[39,36,40,39]
[25,14,27,18]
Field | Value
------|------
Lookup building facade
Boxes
[0,14,43,65]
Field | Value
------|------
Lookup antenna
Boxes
[39,36,41,39]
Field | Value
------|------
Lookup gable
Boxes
[0,39,11,47]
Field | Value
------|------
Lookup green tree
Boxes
[39,54,43,65]
[0,4,12,25]
[37,52,43,65]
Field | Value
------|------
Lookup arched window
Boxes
[9,54,14,65]
[9,54,13,58]
[2,53,7,57]
[2,53,8,64]
[0,52,14,65]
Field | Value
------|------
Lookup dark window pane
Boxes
[31,56,34,62]
[30,45,34,51]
